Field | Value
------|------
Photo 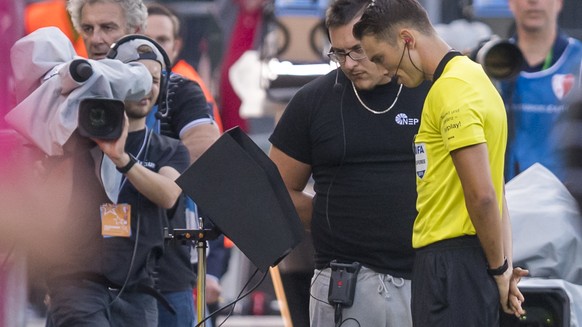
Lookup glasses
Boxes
[327,47,367,64]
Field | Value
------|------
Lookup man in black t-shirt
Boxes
[268,0,430,326]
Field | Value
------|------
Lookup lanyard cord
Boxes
[120,127,151,190]
[542,48,554,70]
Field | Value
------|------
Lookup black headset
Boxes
[106,34,172,119]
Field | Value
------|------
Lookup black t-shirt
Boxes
[101,129,190,286]
[157,73,214,139]
[269,70,430,278]
[45,130,189,288]
[154,72,212,292]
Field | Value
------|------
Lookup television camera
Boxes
[470,35,525,80]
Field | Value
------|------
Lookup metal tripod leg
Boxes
[196,239,207,327]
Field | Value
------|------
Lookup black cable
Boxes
[324,82,347,232]
[73,195,142,322]
[216,268,266,327]
[100,136,152,313]
[405,43,428,77]
[334,303,342,327]
[339,317,361,326]
[73,132,152,321]
[105,194,142,307]
[308,264,362,327]
[309,265,329,305]
[194,267,268,327]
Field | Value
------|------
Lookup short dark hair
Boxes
[147,2,181,39]
[325,0,369,30]
[353,0,433,44]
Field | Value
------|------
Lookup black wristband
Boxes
[116,153,137,174]
[487,257,508,276]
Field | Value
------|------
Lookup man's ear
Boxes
[400,30,414,48]
[172,37,183,63]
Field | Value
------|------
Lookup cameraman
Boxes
[45,38,189,326]
[67,1,222,325]
[502,0,582,181]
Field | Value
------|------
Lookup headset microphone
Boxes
[391,40,409,83]
[333,67,343,93]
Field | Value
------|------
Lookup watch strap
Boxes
[116,153,137,174]
[487,257,509,276]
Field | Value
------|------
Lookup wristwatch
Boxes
[487,257,509,276]
[116,153,137,174]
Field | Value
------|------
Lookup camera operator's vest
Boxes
[503,37,582,181]
[24,0,88,58]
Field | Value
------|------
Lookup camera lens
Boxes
[472,37,524,80]
[78,98,125,139]
[89,107,108,127]
[482,42,524,80]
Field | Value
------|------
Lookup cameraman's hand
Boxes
[91,113,129,166]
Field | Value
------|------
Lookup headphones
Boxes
[106,34,172,118]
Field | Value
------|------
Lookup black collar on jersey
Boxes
[433,51,463,82]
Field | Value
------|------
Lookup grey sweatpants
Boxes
[309,265,412,327]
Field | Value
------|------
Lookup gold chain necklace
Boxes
[351,82,403,114]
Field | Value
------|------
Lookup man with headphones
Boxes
[65,1,221,326]
[45,36,190,327]
[144,3,232,327]
[268,0,430,325]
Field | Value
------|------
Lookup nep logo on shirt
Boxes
[395,113,419,126]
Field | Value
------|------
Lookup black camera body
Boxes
[77,98,125,140]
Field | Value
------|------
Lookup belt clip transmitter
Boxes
[328,260,361,307]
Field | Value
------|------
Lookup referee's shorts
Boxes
[411,235,499,327]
